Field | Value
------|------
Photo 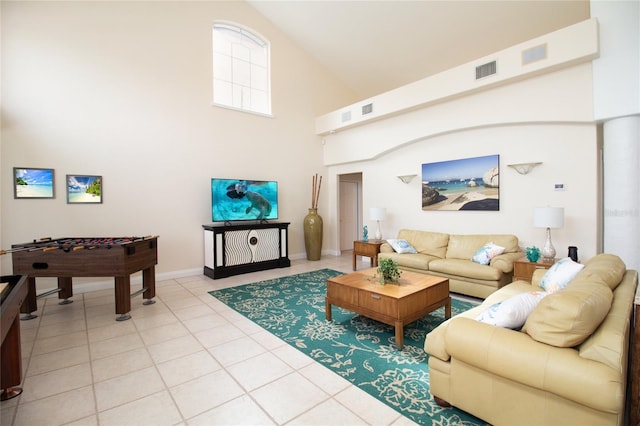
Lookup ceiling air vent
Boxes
[361,103,373,115]
[475,61,497,80]
[522,44,548,65]
[341,111,352,122]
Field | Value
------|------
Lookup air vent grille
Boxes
[362,103,373,115]
[475,61,497,80]
[522,44,548,65]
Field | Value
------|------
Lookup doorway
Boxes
[339,173,363,252]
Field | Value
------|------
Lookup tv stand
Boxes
[203,222,290,279]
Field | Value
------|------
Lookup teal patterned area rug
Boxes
[209,269,485,426]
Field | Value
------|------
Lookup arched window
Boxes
[212,22,271,116]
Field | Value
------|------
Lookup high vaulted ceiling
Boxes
[247,0,590,99]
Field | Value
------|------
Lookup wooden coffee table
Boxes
[325,268,450,349]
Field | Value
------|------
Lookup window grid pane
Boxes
[213,23,270,115]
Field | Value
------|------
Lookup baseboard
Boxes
[31,251,343,296]
[290,249,341,260]
[34,267,203,296]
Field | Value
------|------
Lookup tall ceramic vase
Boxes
[303,208,323,260]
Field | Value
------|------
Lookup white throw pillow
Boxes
[476,291,548,329]
[539,257,584,293]
[387,239,418,254]
[471,242,505,265]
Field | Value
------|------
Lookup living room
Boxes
[1,0,639,425]
[1,1,639,280]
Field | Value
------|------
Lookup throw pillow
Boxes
[470,242,505,265]
[476,291,548,329]
[386,239,418,254]
[539,257,584,293]
[524,281,613,347]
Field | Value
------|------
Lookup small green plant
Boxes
[376,257,402,285]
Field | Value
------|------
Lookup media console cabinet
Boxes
[203,222,290,279]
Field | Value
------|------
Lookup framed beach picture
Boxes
[421,154,499,211]
[66,175,102,204]
[13,167,55,199]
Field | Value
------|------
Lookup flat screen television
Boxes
[211,178,278,222]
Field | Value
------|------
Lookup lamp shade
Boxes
[369,207,386,221]
[533,207,564,229]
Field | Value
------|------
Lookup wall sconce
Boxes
[507,162,542,175]
[397,174,417,184]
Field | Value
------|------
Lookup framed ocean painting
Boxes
[421,154,499,211]
[67,175,102,204]
[13,167,55,199]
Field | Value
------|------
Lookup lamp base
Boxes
[541,227,556,261]
[375,221,382,240]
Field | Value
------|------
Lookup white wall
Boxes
[316,18,598,135]
[0,1,356,278]
[591,0,640,120]
[322,64,600,262]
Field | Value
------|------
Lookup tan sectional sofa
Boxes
[425,253,638,426]
[378,229,523,298]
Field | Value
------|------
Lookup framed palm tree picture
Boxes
[66,175,102,204]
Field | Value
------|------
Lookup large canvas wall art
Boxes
[422,154,499,211]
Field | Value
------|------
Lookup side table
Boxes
[352,240,384,271]
[513,257,556,282]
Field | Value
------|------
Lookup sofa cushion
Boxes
[576,253,626,290]
[471,242,505,265]
[386,238,417,254]
[378,252,433,270]
[579,270,637,370]
[424,281,533,359]
[539,257,584,293]
[530,268,547,288]
[446,234,519,260]
[397,229,449,258]
[429,258,503,281]
[523,279,613,347]
[476,291,548,329]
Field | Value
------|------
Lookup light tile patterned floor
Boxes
[1,253,419,426]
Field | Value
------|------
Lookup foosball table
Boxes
[7,236,158,321]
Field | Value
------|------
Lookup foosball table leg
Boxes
[20,277,38,320]
[114,276,132,321]
[57,277,73,305]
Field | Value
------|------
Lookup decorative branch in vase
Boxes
[311,173,322,209]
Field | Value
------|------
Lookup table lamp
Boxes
[533,207,564,261]
[369,207,386,240]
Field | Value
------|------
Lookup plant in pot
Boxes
[376,257,402,285]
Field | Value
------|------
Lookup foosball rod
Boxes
[0,247,33,255]
[0,243,59,255]
[3,236,159,254]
